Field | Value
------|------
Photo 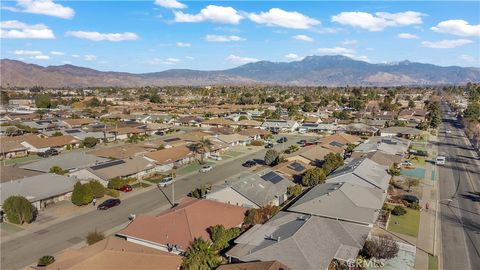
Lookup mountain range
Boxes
[1,55,479,88]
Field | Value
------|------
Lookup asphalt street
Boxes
[0,134,306,270]
[437,103,480,270]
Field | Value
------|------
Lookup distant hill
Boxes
[1,55,479,87]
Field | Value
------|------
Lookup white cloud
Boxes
[341,39,358,45]
[166,57,180,63]
[10,0,75,19]
[154,0,186,9]
[285,53,303,61]
[65,31,139,41]
[176,42,191,47]
[71,54,80,58]
[293,34,313,42]
[332,11,424,31]
[174,5,242,24]
[398,33,419,39]
[316,46,356,55]
[459,54,477,62]
[205,34,244,42]
[226,54,258,64]
[146,57,181,65]
[50,51,64,55]
[421,39,472,49]
[248,8,320,29]
[83,54,97,61]
[431,20,480,37]
[13,49,50,60]
[0,20,54,39]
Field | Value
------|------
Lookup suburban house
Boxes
[337,123,379,136]
[217,261,291,270]
[261,120,299,133]
[351,151,403,167]
[19,152,110,173]
[20,135,80,152]
[272,160,313,182]
[175,116,203,126]
[89,144,152,159]
[235,119,263,129]
[144,145,194,172]
[117,197,247,253]
[374,111,396,121]
[39,237,182,270]
[380,126,422,139]
[298,122,337,133]
[109,127,147,141]
[238,128,271,140]
[326,158,390,191]
[286,145,333,166]
[214,134,251,146]
[0,138,28,160]
[0,166,42,182]
[288,182,386,226]
[201,118,235,128]
[0,173,77,210]
[21,120,63,131]
[206,169,295,208]
[353,136,410,156]
[42,129,115,142]
[69,157,157,186]
[61,118,97,129]
[226,211,370,270]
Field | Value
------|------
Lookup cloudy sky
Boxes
[1,0,479,73]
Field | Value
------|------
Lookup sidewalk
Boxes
[414,134,439,270]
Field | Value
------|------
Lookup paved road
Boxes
[437,103,480,270]
[0,134,305,270]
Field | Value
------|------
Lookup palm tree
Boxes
[182,238,221,270]
[189,138,213,164]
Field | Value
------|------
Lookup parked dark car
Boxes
[264,143,274,149]
[97,199,121,210]
[298,140,307,145]
[277,137,288,143]
[37,148,59,158]
[118,185,133,192]
[402,195,419,204]
[242,160,256,167]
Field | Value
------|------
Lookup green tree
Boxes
[209,225,242,251]
[303,102,314,112]
[51,131,63,137]
[49,166,66,175]
[2,196,34,224]
[149,93,162,103]
[37,256,55,267]
[238,115,249,121]
[265,97,276,103]
[87,180,105,198]
[264,149,280,166]
[301,167,326,186]
[285,144,299,154]
[322,153,344,174]
[86,231,105,245]
[408,100,416,109]
[182,238,221,270]
[388,165,401,176]
[189,138,213,164]
[82,137,98,148]
[87,97,101,107]
[71,182,94,206]
[34,93,51,108]
[107,177,126,190]
[463,102,480,120]
[288,105,300,117]
[287,184,302,197]
[1,91,9,106]
[244,205,279,226]
[191,185,207,199]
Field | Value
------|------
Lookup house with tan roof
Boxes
[89,144,152,159]
[273,160,313,182]
[109,127,147,140]
[117,197,247,253]
[236,119,263,128]
[144,145,194,172]
[239,128,271,140]
[214,134,251,146]
[201,118,235,127]
[20,135,79,152]
[285,145,333,166]
[0,137,28,160]
[61,118,97,129]
[39,237,182,270]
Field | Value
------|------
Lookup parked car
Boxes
[199,165,213,172]
[436,156,446,166]
[277,137,288,143]
[264,143,274,149]
[97,199,121,210]
[242,160,256,167]
[37,148,59,158]
[402,195,419,204]
[401,161,413,167]
[209,155,222,161]
[158,176,174,187]
[118,185,133,192]
[298,139,307,145]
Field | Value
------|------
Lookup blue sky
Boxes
[1,0,479,73]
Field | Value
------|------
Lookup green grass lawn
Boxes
[409,156,426,166]
[178,162,214,174]
[145,178,163,184]
[429,255,438,270]
[225,150,244,157]
[131,182,151,188]
[388,207,420,238]
[410,144,427,152]
[3,155,41,166]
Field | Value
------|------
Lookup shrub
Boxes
[209,224,242,251]
[3,195,34,224]
[264,149,279,166]
[285,144,299,154]
[37,255,55,266]
[87,180,105,198]
[287,184,302,198]
[83,137,98,148]
[301,168,326,187]
[250,140,264,146]
[86,231,105,245]
[71,182,94,206]
[49,166,66,175]
[391,206,407,216]
[105,189,120,198]
[107,177,126,190]
[361,235,399,260]
[244,205,279,226]
[190,186,207,199]
[409,202,421,210]
[389,165,401,176]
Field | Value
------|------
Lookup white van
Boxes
[436,156,446,166]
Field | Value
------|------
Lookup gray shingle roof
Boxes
[20,152,111,173]
[227,211,370,270]
[288,182,386,225]
[327,158,390,190]
[1,173,76,203]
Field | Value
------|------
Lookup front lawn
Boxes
[429,255,438,270]
[131,182,151,188]
[388,206,420,238]
[409,156,426,166]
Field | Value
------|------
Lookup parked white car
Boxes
[199,165,213,172]
[158,176,174,187]
[436,156,446,166]
[209,155,222,161]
